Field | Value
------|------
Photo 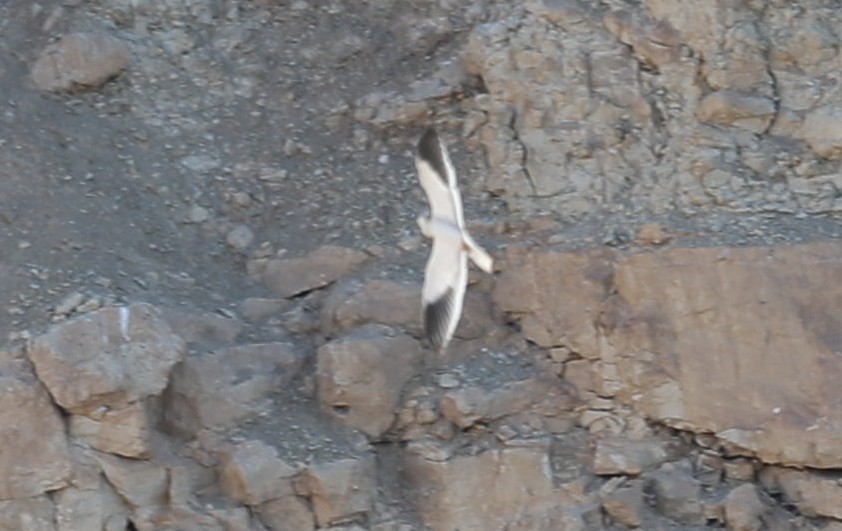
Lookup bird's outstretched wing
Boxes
[415,128,464,229]
[422,231,467,352]
[415,128,492,352]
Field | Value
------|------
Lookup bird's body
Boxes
[414,128,493,353]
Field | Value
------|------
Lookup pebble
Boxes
[226,224,255,251]
[437,373,460,388]
[188,205,210,223]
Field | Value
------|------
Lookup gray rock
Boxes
[161,307,243,344]
[317,325,423,439]
[0,496,56,531]
[163,342,304,437]
[55,478,130,531]
[226,224,255,251]
[31,32,129,92]
[0,358,72,499]
[28,303,186,414]
[648,462,704,525]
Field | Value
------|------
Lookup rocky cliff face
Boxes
[2,0,842,530]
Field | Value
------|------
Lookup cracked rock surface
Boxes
[1,0,842,529]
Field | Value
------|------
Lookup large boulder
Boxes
[0,358,72,499]
[317,325,423,439]
[28,303,186,415]
[495,241,842,468]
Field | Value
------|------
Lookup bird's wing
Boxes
[422,237,468,352]
[415,128,465,229]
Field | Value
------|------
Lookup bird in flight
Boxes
[414,128,493,353]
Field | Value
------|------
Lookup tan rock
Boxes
[0,496,55,531]
[695,91,776,133]
[724,484,766,531]
[761,467,842,519]
[219,440,297,506]
[69,401,151,458]
[405,442,584,530]
[296,456,376,527]
[258,246,369,298]
[0,358,72,499]
[601,479,645,528]
[635,223,671,246]
[320,279,420,337]
[163,342,303,437]
[492,245,614,354]
[257,495,315,531]
[31,32,129,92]
[28,303,186,414]
[317,325,423,439]
[801,105,842,159]
[439,378,565,430]
[592,436,675,475]
[610,242,842,468]
[161,307,243,344]
[93,453,168,509]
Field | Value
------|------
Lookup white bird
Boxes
[414,128,493,353]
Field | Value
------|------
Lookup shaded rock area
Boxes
[2,0,842,530]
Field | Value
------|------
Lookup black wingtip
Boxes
[417,128,449,185]
[424,288,453,352]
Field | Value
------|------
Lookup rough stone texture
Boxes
[405,442,587,531]
[320,279,420,337]
[93,453,168,510]
[459,1,842,217]
[163,342,303,437]
[498,241,842,469]
[296,456,376,528]
[69,401,151,458]
[493,245,613,355]
[0,358,72,500]
[257,496,315,531]
[0,496,55,531]
[256,246,369,298]
[31,32,129,92]
[592,436,675,475]
[801,105,842,160]
[649,462,704,526]
[28,303,186,414]
[219,440,297,506]
[317,325,423,439]
[601,479,645,528]
[695,91,776,133]
[611,242,842,468]
[761,467,842,520]
[55,479,130,531]
[161,308,243,344]
[439,377,565,430]
[724,484,766,531]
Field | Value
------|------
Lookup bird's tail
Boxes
[463,233,494,273]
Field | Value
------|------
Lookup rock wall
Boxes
[3,0,842,529]
[459,0,842,217]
